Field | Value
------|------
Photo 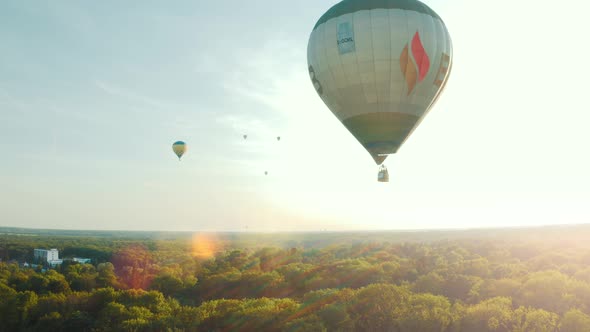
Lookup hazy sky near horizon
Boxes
[1,0,589,231]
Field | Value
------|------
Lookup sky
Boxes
[1,0,589,232]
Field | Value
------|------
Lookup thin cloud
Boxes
[215,38,309,160]
[222,39,305,116]
[93,79,189,112]
[0,88,31,113]
[216,114,273,140]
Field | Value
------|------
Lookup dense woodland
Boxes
[2,226,590,331]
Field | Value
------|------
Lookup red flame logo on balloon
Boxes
[400,31,430,95]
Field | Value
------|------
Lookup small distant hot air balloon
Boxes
[264,171,268,176]
[172,141,186,160]
[308,0,453,182]
[243,134,248,140]
[276,136,281,141]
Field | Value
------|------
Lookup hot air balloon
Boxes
[264,171,268,176]
[243,134,248,140]
[172,141,186,160]
[307,0,452,182]
[277,136,281,141]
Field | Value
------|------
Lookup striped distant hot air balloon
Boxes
[172,141,187,160]
[307,0,453,181]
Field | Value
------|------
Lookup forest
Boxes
[2,225,590,331]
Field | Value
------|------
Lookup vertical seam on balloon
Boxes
[419,11,435,111]
[398,9,409,121]
[369,8,379,119]
[380,9,391,133]
[427,18,452,113]
[325,18,345,119]
[407,32,417,104]
[437,37,453,104]
[352,11,368,121]
[321,20,344,120]
[419,2,436,110]
[426,17,445,112]
[439,19,453,95]
[387,8,393,124]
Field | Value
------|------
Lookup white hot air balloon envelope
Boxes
[307,0,453,167]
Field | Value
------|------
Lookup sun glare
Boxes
[191,233,220,259]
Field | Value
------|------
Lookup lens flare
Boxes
[191,233,219,259]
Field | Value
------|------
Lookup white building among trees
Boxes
[33,248,63,266]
